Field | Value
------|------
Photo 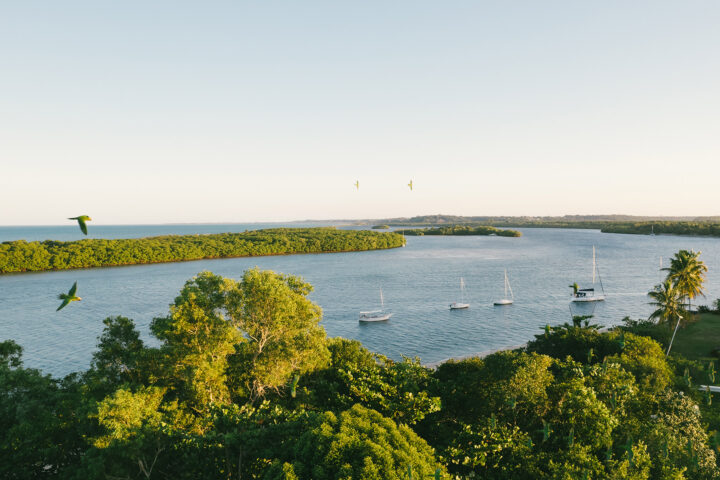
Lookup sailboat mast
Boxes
[380,288,384,310]
[592,246,596,284]
[460,278,465,303]
[504,270,508,297]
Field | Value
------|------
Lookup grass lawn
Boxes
[668,312,720,361]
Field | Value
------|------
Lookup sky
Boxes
[1,1,719,225]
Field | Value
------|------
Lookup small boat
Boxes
[494,269,514,306]
[450,277,469,310]
[359,288,393,322]
[570,246,605,302]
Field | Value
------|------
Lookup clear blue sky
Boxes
[2,1,719,224]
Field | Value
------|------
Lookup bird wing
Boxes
[68,282,78,296]
[78,218,88,235]
[57,298,70,311]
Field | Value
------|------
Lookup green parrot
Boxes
[69,215,92,235]
[538,420,551,442]
[57,282,81,311]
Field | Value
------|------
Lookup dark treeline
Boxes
[397,225,522,237]
[0,228,404,274]
[373,214,720,226]
[2,270,719,478]
[601,222,720,237]
[357,215,720,235]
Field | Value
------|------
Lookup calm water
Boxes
[2,226,720,377]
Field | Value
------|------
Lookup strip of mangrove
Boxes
[0,228,404,274]
[600,221,720,237]
[396,225,521,237]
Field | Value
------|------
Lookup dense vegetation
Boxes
[374,214,720,226]
[0,228,404,274]
[396,225,521,237]
[601,222,720,237]
[3,266,720,478]
[365,215,720,237]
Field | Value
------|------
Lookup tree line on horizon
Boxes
[0,228,404,274]
[396,225,521,237]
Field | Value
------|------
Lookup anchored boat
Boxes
[359,288,393,322]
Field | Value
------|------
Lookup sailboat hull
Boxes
[494,299,513,306]
[359,312,393,322]
[571,296,605,303]
[449,303,469,310]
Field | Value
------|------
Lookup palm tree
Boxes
[648,278,687,356]
[663,249,707,312]
[648,279,686,326]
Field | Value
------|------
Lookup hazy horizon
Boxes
[3,213,720,228]
[2,1,719,224]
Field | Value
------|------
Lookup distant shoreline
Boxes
[0,228,404,275]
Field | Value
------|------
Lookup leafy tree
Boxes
[608,333,674,394]
[0,341,83,479]
[87,316,146,389]
[151,274,242,412]
[272,404,444,480]
[225,268,330,402]
[526,324,620,364]
[302,339,440,425]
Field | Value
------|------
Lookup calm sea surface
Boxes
[2,224,720,377]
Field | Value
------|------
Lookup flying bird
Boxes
[354,180,359,190]
[57,282,81,311]
[69,215,92,235]
[538,420,551,442]
[408,180,413,191]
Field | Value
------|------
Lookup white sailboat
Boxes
[570,246,605,302]
[450,277,470,310]
[359,288,393,322]
[494,269,514,306]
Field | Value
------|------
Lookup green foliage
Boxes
[0,341,84,478]
[274,404,444,480]
[303,338,440,425]
[602,221,720,237]
[151,274,242,411]
[608,333,674,394]
[397,225,521,237]
[649,279,687,326]
[226,268,330,403]
[0,228,404,273]
[526,323,621,364]
[88,316,146,388]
